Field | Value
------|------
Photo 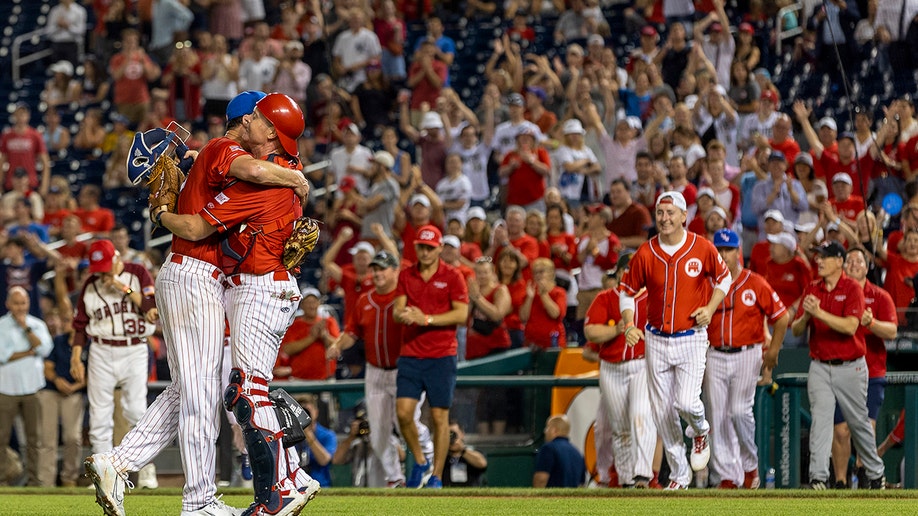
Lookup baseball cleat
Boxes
[809,480,828,490]
[743,469,760,489]
[424,475,443,489]
[137,463,158,489]
[663,480,688,490]
[278,478,321,516]
[868,476,886,490]
[690,433,711,472]
[84,454,128,516]
[406,460,432,489]
[180,495,243,516]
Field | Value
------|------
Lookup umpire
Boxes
[790,241,886,490]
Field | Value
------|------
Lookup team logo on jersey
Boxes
[834,295,847,302]
[433,281,448,289]
[281,307,290,313]
[215,192,230,205]
[684,258,703,278]
[742,289,757,306]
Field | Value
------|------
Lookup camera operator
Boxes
[296,395,337,487]
[333,404,406,487]
[442,422,487,487]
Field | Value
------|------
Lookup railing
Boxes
[11,28,84,86]
[775,3,804,54]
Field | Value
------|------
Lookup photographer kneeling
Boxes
[442,422,487,487]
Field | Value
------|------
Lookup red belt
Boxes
[224,270,290,287]
[98,337,147,347]
[170,254,221,280]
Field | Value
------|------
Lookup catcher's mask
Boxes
[127,122,190,185]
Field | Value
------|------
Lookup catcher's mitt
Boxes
[282,217,321,270]
[147,154,185,226]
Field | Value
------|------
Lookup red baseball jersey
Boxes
[346,288,403,369]
[200,179,302,275]
[547,232,577,272]
[819,153,872,198]
[523,285,567,349]
[708,269,787,348]
[748,241,770,274]
[173,136,250,265]
[396,260,469,358]
[584,288,648,363]
[795,273,866,361]
[619,232,730,334]
[861,280,895,378]
[503,278,527,332]
[882,253,918,325]
[830,195,865,222]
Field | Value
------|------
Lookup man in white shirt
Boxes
[45,0,87,67]
[330,123,375,193]
[0,287,54,486]
[694,0,735,87]
[332,10,382,93]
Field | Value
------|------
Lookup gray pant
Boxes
[807,358,885,482]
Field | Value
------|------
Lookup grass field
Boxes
[1,488,915,515]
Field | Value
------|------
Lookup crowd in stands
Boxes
[2,0,918,488]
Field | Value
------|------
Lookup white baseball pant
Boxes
[643,328,710,487]
[365,363,434,485]
[593,400,615,485]
[702,345,762,485]
[224,271,315,491]
[599,358,656,484]
[110,255,226,512]
[87,343,149,453]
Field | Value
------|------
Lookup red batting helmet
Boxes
[255,93,305,158]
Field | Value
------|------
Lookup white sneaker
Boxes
[84,454,129,516]
[276,478,321,516]
[180,495,243,516]
[690,433,711,472]
[137,463,158,489]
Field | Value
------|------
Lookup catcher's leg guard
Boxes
[224,369,286,514]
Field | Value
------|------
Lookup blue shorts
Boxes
[396,356,458,408]
[833,377,886,424]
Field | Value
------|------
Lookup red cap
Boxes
[710,22,723,32]
[760,89,778,104]
[88,240,117,274]
[739,22,754,34]
[586,204,607,215]
[640,25,657,37]
[414,224,443,247]
[340,176,357,193]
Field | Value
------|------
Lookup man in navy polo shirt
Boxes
[532,415,586,488]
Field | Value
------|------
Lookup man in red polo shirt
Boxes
[393,225,468,489]
[831,248,897,488]
[327,250,433,487]
[790,240,886,490]
[827,172,865,223]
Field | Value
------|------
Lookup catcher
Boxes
[152,93,322,515]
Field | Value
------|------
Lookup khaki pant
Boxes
[36,390,85,486]
[0,393,42,486]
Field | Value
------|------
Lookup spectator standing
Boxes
[238,40,279,93]
[555,119,601,210]
[790,241,886,490]
[332,10,382,93]
[270,41,312,107]
[374,0,407,83]
[532,415,586,487]
[499,127,551,211]
[161,44,203,123]
[0,287,54,486]
[607,178,652,250]
[358,152,401,241]
[73,185,115,237]
[521,258,567,348]
[45,0,87,67]
[435,154,472,225]
[412,17,455,86]
[109,28,161,125]
[750,151,809,237]
[694,0,735,87]
[279,288,339,380]
[200,34,240,122]
[149,0,194,66]
[329,123,374,193]
[0,104,51,195]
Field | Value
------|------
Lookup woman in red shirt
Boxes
[462,207,491,258]
[524,210,551,259]
[499,127,551,209]
[496,247,527,348]
[882,230,918,325]
[521,258,567,348]
[466,258,511,360]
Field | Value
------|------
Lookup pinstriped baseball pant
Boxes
[599,359,656,484]
[702,345,762,486]
[644,329,710,487]
[111,256,226,512]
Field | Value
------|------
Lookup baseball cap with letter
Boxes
[655,191,687,212]
[414,225,443,247]
[713,229,740,248]
[88,240,117,274]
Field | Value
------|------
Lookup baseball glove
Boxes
[282,217,321,270]
[147,154,185,226]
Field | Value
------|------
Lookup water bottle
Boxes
[550,332,560,348]
[850,474,858,490]
[765,468,776,489]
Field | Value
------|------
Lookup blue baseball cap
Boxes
[226,90,267,120]
[713,229,740,248]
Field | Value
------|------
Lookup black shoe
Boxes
[868,476,886,490]
[810,480,827,490]
[833,480,847,489]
